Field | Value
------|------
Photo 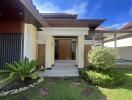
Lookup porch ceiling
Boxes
[0,0,48,28]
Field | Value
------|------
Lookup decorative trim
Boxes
[44,27,89,30]
[0,78,44,96]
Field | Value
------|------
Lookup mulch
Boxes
[38,87,49,96]
[70,82,81,87]
[17,95,28,100]
[81,87,94,96]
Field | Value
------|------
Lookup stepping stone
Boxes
[17,95,27,100]
[70,82,81,87]
[81,87,94,96]
[101,96,108,100]
[38,87,49,96]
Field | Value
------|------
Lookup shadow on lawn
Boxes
[0,78,107,100]
[115,74,132,91]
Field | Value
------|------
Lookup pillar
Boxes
[78,35,84,68]
[114,33,118,58]
[51,37,55,66]
[114,33,117,52]
[24,23,37,60]
[76,40,78,66]
[45,36,52,68]
[93,32,96,47]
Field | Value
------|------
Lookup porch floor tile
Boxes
[37,60,79,77]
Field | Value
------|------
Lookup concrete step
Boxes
[38,71,79,77]
[37,60,79,77]
[37,68,79,77]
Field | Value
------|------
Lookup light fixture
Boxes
[19,13,23,15]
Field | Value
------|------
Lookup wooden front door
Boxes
[58,39,72,60]
[38,44,45,67]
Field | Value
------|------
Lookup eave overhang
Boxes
[44,19,106,30]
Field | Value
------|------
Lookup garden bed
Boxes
[0,78,43,96]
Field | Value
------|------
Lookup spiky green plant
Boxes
[1,58,39,81]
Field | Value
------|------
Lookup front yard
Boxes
[0,68,132,100]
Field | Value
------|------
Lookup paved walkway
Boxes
[37,60,79,77]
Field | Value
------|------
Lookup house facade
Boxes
[37,13,105,68]
[1,0,132,70]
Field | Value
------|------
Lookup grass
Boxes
[0,68,132,100]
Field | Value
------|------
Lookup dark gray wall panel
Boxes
[0,33,23,69]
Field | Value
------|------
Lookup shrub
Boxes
[1,58,39,81]
[79,69,124,87]
[88,46,117,70]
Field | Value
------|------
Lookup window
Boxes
[85,35,93,40]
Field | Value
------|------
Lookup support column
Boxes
[114,33,117,52]
[101,38,104,47]
[78,35,84,68]
[24,23,37,60]
[45,36,52,68]
[93,32,96,47]
[101,33,104,47]
[76,40,78,66]
[114,33,118,59]
[51,37,55,66]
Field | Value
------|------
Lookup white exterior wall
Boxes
[24,23,37,60]
[45,36,53,68]
[78,35,84,68]
[51,38,55,65]
[117,46,132,60]
[104,37,132,47]
[104,36,132,61]
[38,27,89,68]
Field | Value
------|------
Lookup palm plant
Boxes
[1,58,39,81]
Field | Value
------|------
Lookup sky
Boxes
[32,0,132,29]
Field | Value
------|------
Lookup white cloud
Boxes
[129,7,132,15]
[36,2,60,13]
[65,2,87,18]
[33,1,87,18]
[107,23,127,29]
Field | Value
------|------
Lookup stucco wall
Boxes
[104,37,132,47]
[24,23,37,60]
[45,36,53,68]
[117,46,132,60]
[38,27,89,68]
[104,37,132,61]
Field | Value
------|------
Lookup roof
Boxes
[41,13,78,19]
[90,29,132,33]
[19,0,48,27]
[0,0,48,28]
[96,26,111,30]
[44,19,106,30]
[121,23,132,29]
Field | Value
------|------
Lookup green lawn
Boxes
[1,68,132,100]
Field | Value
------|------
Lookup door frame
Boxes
[55,37,77,60]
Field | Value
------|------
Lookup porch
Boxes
[37,60,79,77]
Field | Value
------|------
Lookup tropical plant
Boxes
[79,68,124,87]
[1,58,39,81]
[88,46,117,70]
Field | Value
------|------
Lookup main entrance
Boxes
[55,38,76,60]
